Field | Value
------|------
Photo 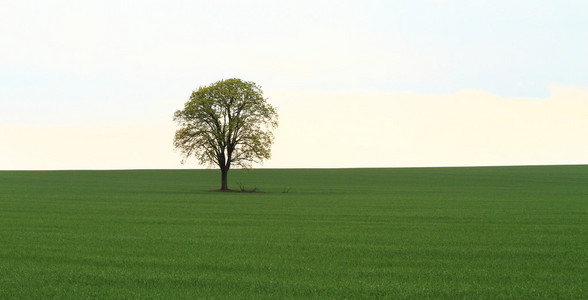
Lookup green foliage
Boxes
[174,79,278,170]
[0,166,587,298]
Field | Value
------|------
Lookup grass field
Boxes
[0,166,586,298]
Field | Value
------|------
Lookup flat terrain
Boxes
[0,166,586,298]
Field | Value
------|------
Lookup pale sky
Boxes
[1,0,587,169]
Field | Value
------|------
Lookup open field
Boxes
[0,166,586,298]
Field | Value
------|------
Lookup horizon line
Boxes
[2,163,586,172]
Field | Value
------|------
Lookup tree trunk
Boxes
[220,168,228,191]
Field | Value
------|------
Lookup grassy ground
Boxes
[0,166,586,298]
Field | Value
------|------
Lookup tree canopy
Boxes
[173,79,278,190]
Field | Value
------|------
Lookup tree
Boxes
[173,79,278,191]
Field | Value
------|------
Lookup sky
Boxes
[1,0,587,169]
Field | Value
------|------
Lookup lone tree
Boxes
[174,79,278,191]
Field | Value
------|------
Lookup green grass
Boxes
[0,166,586,299]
